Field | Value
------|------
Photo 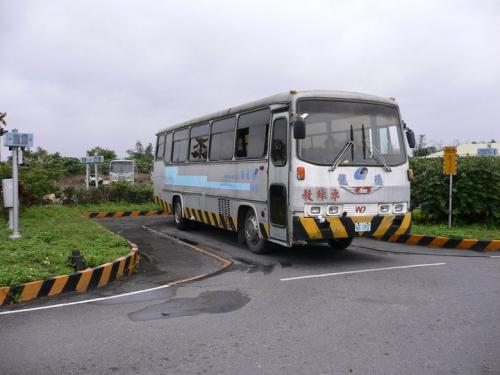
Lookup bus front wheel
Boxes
[328,237,353,250]
[243,210,269,254]
[174,199,189,230]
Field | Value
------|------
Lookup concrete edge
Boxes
[82,210,168,219]
[372,234,500,252]
[0,242,140,306]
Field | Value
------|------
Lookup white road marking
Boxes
[0,284,171,316]
[280,263,447,282]
[490,255,500,258]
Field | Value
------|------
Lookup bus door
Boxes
[268,113,289,243]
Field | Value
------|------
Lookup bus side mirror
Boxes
[293,118,306,139]
[406,128,416,148]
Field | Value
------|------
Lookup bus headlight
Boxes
[326,205,341,216]
[306,205,323,217]
[379,204,391,214]
[393,203,406,213]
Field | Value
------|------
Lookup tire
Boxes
[328,237,353,250]
[173,199,189,230]
[243,210,269,254]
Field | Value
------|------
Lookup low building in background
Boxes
[427,142,499,158]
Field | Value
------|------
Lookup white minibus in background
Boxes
[110,160,135,183]
[153,90,416,253]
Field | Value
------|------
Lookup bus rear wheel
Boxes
[328,237,353,250]
[174,199,188,230]
[243,210,269,254]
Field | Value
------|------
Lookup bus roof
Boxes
[157,90,397,134]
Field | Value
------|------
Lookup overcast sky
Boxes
[1,0,499,159]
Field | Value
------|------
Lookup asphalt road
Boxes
[1,216,499,375]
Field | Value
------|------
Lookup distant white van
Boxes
[110,160,135,183]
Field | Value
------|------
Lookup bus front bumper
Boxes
[292,212,411,242]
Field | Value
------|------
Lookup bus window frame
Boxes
[155,132,166,160]
[163,132,173,163]
[271,117,288,167]
[209,115,237,162]
[172,127,190,164]
[235,107,271,161]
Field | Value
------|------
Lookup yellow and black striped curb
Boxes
[0,243,140,306]
[373,234,500,252]
[82,210,168,219]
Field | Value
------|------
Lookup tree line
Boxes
[1,141,154,177]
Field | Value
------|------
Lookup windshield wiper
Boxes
[328,141,354,172]
[370,144,392,172]
[362,124,366,159]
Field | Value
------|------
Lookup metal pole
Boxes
[10,147,21,239]
[8,208,13,230]
[85,164,90,190]
[94,163,98,188]
[448,174,453,228]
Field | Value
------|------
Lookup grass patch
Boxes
[76,201,161,213]
[412,223,500,240]
[0,206,131,287]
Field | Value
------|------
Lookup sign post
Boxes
[80,156,104,189]
[3,129,34,239]
[85,164,90,190]
[94,160,98,188]
[443,146,457,228]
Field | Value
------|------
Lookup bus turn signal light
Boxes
[297,167,305,180]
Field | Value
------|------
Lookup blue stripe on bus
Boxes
[165,167,251,191]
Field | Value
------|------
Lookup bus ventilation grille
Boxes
[218,198,231,227]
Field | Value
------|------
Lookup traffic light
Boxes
[443,146,457,175]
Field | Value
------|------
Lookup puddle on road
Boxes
[230,257,275,274]
[128,290,250,321]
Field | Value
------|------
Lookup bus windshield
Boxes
[297,100,406,166]
[110,161,134,173]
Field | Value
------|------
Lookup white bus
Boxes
[110,160,135,183]
[153,90,415,253]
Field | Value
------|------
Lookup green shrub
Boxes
[410,156,500,224]
[62,182,153,205]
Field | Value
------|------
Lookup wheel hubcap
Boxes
[175,203,182,223]
[245,215,260,245]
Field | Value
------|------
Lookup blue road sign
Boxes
[80,156,105,163]
[477,148,498,157]
[3,133,34,148]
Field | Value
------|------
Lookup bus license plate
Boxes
[355,222,371,232]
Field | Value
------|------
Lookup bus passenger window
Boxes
[189,124,209,161]
[164,133,173,162]
[236,108,271,159]
[271,118,287,166]
[210,117,235,161]
[172,129,189,162]
[155,133,165,160]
